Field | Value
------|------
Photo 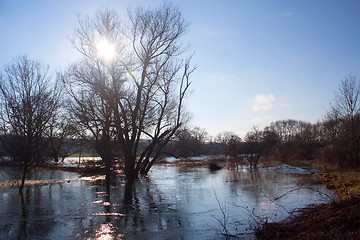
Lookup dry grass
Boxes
[256,170,360,240]
[156,157,228,169]
[317,171,360,200]
[255,196,360,240]
[0,177,79,188]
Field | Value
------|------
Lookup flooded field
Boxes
[0,164,334,239]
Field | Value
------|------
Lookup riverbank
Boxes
[255,170,360,239]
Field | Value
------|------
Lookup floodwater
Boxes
[0,164,334,239]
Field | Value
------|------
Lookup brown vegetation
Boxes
[317,171,360,200]
[256,196,360,240]
[156,157,228,170]
[256,170,360,239]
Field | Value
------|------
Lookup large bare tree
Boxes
[0,56,61,192]
[61,9,124,182]
[121,4,194,180]
[63,4,194,182]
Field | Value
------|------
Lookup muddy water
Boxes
[0,165,333,239]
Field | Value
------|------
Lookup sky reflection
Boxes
[0,165,333,239]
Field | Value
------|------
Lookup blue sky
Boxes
[1,0,359,137]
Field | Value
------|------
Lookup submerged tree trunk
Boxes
[124,155,136,183]
[19,161,27,194]
[19,135,33,194]
[103,153,113,184]
[99,129,114,183]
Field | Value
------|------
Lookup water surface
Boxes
[0,165,333,239]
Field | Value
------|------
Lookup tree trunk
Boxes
[103,153,112,184]
[123,182,134,204]
[139,157,150,175]
[19,137,32,194]
[102,138,113,184]
[100,124,113,183]
[124,155,136,183]
[19,161,27,194]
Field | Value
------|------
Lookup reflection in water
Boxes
[19,192,27,240]
[0,165,333,239]
[74,177,190,240]
[92,222,122,240]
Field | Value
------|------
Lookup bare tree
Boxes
[45,113,76,163]
[333,74,360,166]
[63,4,195,182]
[269,119,307,143]
[335,74,360,117]
[215,131,237,144]
[225,134,243,168]
[322,109,342,143]
[118,4,194,180]
[242,127,265,168]
[170,127,209,157]
[61,10,124,181]
[0,56,61,193]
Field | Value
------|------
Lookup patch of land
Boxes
[156,157,227,169]
[255,170,360,240]
[0,177,80,188]
[318,171,360,200]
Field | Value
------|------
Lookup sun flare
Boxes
[96,38,116,61]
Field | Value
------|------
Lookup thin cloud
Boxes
[252,94,275,111]
[209,72,236,83]
[202,28,236,37]
[280,103,292,108]
[251,115,272,124]
[204,30,224,36]
[282,11,295,16]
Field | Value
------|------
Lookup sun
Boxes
[96,38,116,61]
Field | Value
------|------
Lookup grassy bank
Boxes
[255,169,360,239]
[317,170,360,200]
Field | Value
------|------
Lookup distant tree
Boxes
[322,109,342,143]
[332,74,360,167]
[192,127,209,143]
[45,114,76,163]
[319,109,352,168]
[269,119,307,143]
[298,122,322,145]
[215,131,237,144]
[210,131,236,156]
[173,127,208,157]
[295,122,325,160]
[0,56,61,193]
[242,127,265,168]
[224,134,243,167]
[267,119,319,161]
[261,126,281,156]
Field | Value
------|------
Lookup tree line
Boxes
[172,74,360,169]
